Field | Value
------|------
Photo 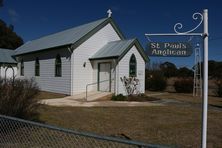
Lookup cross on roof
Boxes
[107,9,112,18]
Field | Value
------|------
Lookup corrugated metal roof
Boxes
[14,18,108,56]
[90,39,135,60]
[0,48,17,64]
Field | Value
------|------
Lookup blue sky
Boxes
[0,0,221,68]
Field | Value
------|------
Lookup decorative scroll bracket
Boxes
[174,12,203,35]
[145,11,204,37]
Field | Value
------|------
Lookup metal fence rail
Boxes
[0,115,168,148]
[85,79,114,101]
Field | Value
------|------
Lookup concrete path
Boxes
[40,99,162,107]
[40,91,163,107]
[66,91,112,101]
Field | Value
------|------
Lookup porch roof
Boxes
[89,39,148,62]
[0,48,17,64]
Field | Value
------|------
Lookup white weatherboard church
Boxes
[2,15,148,96]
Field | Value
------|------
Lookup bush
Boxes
[177,67,193,77]
[0,78,40,121]
[215,80,222,97]
[174,78,193,93]
[145,70,167,91]
[111,94,127,101]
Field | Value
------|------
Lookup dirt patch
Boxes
[35,91,67,100]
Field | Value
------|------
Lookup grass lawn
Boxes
[38,92,222,147]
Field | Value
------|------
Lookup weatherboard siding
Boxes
[116,45,145,95]
[17,48,71,95]
[72,23,121,94]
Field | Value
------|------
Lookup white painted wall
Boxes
[116,45,145,95]
[0,64,17,79]
[17,47,71,95]
[71,23,121,95]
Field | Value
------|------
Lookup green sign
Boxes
[147,42,193,57]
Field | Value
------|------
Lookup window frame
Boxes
[55,54,62,77]
[129,54,137,77]
[35,57,40,76]
[20,59,24,76]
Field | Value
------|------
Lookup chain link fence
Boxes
[0,115,169,148]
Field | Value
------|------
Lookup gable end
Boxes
[70,17,125,50]
[118,39,149,62]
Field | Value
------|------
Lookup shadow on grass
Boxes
[209,104,222,109]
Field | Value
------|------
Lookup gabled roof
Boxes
[14,17,125,56]
[89,39,148,62]
[0,48,17,64]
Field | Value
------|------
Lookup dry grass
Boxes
[146,91,222,107]
[36,91,222,147]
[38,92,222,148]
[35,91,67,100]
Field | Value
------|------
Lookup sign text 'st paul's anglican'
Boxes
[147,42,193,57]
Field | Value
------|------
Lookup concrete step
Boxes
[86,91,113,101]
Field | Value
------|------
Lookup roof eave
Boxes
[89,56,119,61]
[14,44,71,57]
[0,62,17,64]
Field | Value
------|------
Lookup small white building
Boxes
[13,17,148,95]
[0,48,17,79]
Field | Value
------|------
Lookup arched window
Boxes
[35,57,40,76]
[55,54,62,77]
[129,54,137,77]
[20,59,24,76]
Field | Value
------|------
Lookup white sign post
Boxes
[202,9,208,148]
[145,9,208,148]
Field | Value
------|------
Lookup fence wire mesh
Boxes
[0,115,166,148]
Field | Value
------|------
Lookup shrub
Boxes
[145,70,167,91]
[177,67,193,77]
[174,78,193,93]
[111,94,126,101]
[215,80,222,97]
[0,78,40,121]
